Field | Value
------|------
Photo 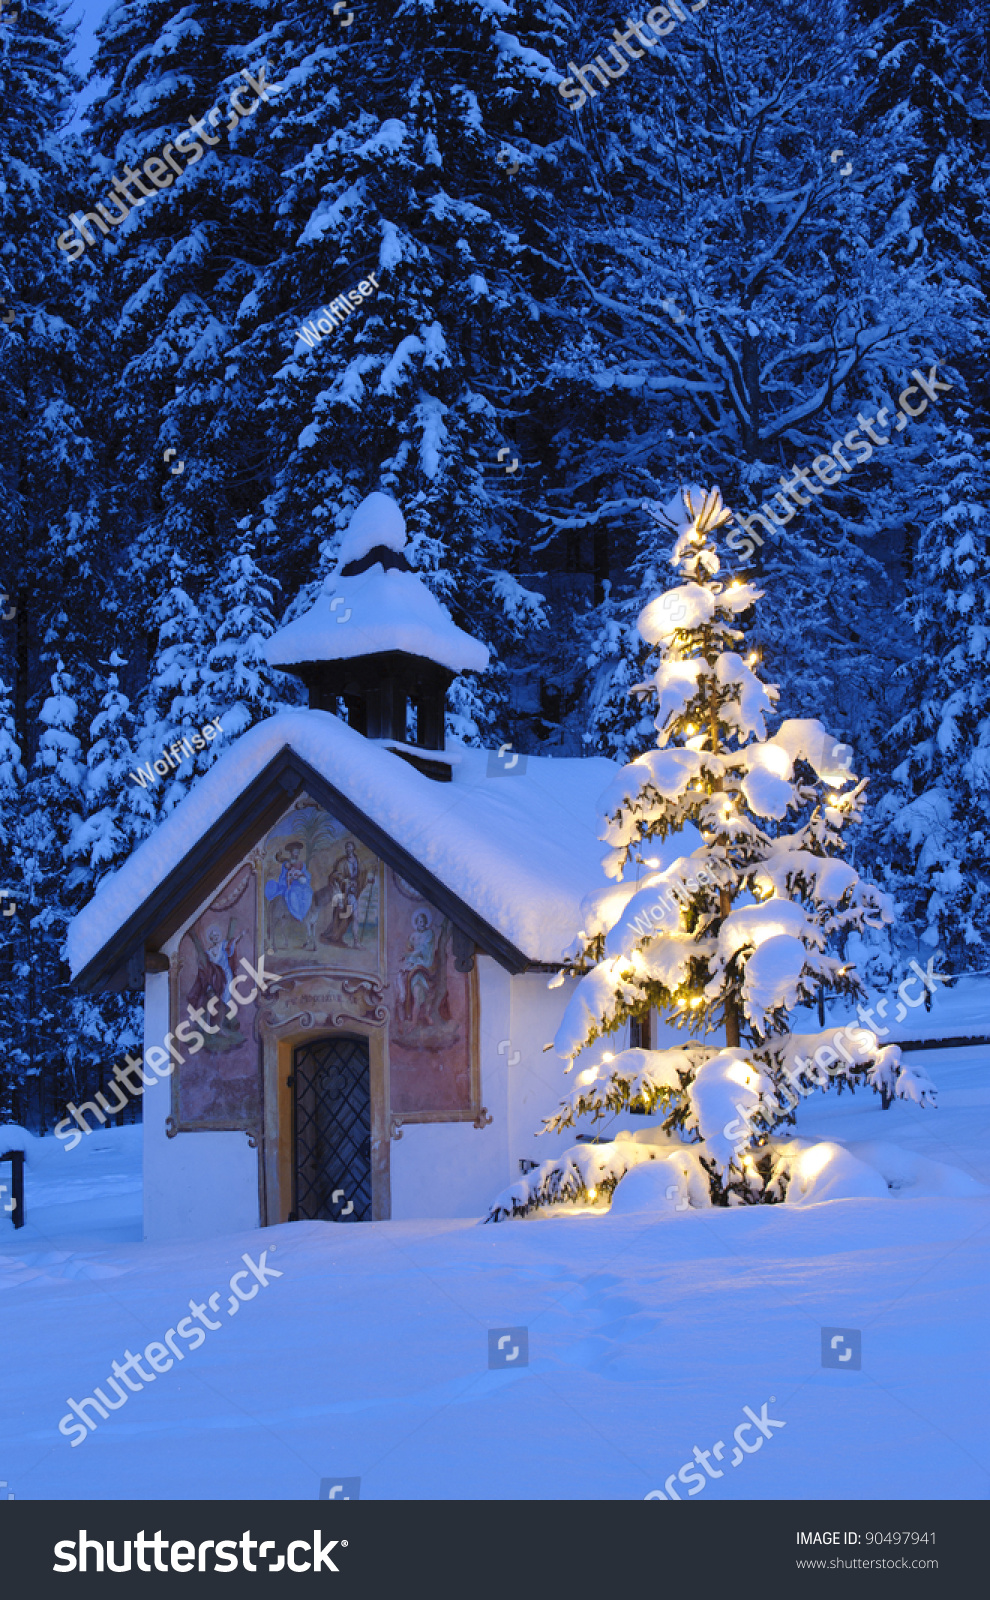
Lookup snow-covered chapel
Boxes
[67,495,617,1239]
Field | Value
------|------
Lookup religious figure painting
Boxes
[186,921,247,1053]
[318,836,371,949]
[395,908,448,1031]
[386,870,473,1114]
[262,803,379,968]
[174,863,261,1128]
[265,838,318,951]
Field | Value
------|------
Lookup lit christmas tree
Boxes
[489,487,935,1218]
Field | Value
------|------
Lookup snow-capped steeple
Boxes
[265,493,489,755]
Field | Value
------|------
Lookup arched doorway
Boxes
[290,1034,372,1222]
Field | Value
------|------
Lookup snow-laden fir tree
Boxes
[489,487,935,1219]
[234,0,560,744]
[17,661,88,1130]
[133,552,223,821]
[207,527,290,737]
[59,652,145,1098]
[85,0,288,634]
[0,673,26,1121]
[67,650,144,881]
[0,0,125,1117]
[876,434,990,962]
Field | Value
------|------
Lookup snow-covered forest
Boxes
[1,0,987,1127]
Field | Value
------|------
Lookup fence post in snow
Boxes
[1,1148,24,1229]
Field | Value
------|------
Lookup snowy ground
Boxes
[2,1042,988,1501]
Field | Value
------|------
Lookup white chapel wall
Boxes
[142,970,259,1243]
[507,969,585,1172]
[389,954,511,1220]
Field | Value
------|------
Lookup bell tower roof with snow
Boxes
[265,493,488,677]
[265,493,488,765]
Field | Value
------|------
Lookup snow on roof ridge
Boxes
[380,738,462,765]
[67,711,617,978]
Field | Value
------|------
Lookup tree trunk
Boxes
[720,886,740,1046]
[711,676,739,1049]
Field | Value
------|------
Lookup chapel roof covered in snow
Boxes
[264,493,489,676]
[67,711,618,992]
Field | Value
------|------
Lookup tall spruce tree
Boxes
[851,0,990,954]
[0,672,26,1121]
[230,0,583,740]
[68,649,144,880]
[0,0,117,1124]
[876,436,990,962]
[207,527,288,736]
[83,0,290,724]
[21,662,88,1130]
[134,551,222,819]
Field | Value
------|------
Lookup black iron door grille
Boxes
[292,1035,372,1222]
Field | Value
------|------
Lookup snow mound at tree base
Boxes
[608,1151,716,1216]
[768,1137,988,1205]
[766,1138,889,1204]
[485,1129,986,1220]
